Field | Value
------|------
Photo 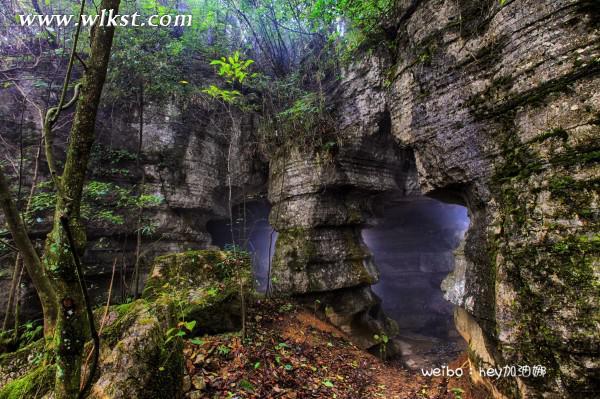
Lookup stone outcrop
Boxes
[93,249,251,398]
[267,0,598,397]
[267,125,414,350]
[0,249,250,398]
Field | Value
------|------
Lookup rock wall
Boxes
[389,1,598,397]
[267,114,417,350]
[0,68,267,322]
[268,0,599,397]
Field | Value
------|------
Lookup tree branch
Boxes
[0,163,58,331]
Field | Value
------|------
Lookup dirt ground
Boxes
[182,300,490,399]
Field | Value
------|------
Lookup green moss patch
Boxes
[0,364,55,399]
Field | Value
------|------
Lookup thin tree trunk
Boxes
[42,1,120,397]
[0,164,57,334]
[12,263,25,342]
[3,96,28,334]
[2,255,21,332]
[132,83,144,298]
[3,134,44,333]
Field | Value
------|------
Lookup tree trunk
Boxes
[132,83,144,298]
[42,1,120,397]
[0,164,58,334]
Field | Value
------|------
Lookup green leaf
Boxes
[190,338,204,345]
[239,379,255,392]
[323,380,334,388]
[183,320,197,331]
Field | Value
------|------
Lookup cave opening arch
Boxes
[361,193,471,368]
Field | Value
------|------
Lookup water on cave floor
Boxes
[362,196,470,370]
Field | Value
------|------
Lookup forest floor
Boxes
[182,300,489,399]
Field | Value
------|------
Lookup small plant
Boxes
[450,387,465,399]
[274,342,289,351]
[373,333,389,361]
[217,344,231,356]
[21,322,44,346]
[165,320,196,343]
[278,303,293,313]
[203,51,256,105]
[209,51,256,84]
[238,379,255,392]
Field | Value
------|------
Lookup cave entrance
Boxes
[206,199,276,292]
[361,195,470,369]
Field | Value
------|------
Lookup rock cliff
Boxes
[266,0,598,396]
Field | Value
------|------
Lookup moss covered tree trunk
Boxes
[42,1,120,397]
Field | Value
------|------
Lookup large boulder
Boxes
[90,249,252,398]
[143,250,253,335]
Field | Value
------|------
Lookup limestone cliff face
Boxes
[268,0,598,397]
[389,1,597,397]
[0,79,267,321]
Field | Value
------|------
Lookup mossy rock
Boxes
[90,299,183,399]
[0,364,55,399]
[271,228,377,294]
[0,339,45,390]
[143,250,253,335]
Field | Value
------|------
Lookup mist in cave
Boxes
[362,196,470,368]
[206,200,276,292]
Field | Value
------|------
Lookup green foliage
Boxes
[216,344,231,356]
[210,51,256,84]
[304,0,396,52]
[26,179,163,227]
[202,85,242,103]
[450,387,465,399]
[258,83,337,155]
[215,245,252,280]
[238,379,255,392]
[278,303,294,313]
[322,379,334,388]
[136,193,164,208]
[165,320,196,344]
[29,192,56,213]
[105,1,192,102]
[373,333,389,361]
[0,365,55,399]
[19,321,43,347]
[203,51,256,104]
[95,210,124,225]
[89,144,137,178]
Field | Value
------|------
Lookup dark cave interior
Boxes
[362,196,470,368]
